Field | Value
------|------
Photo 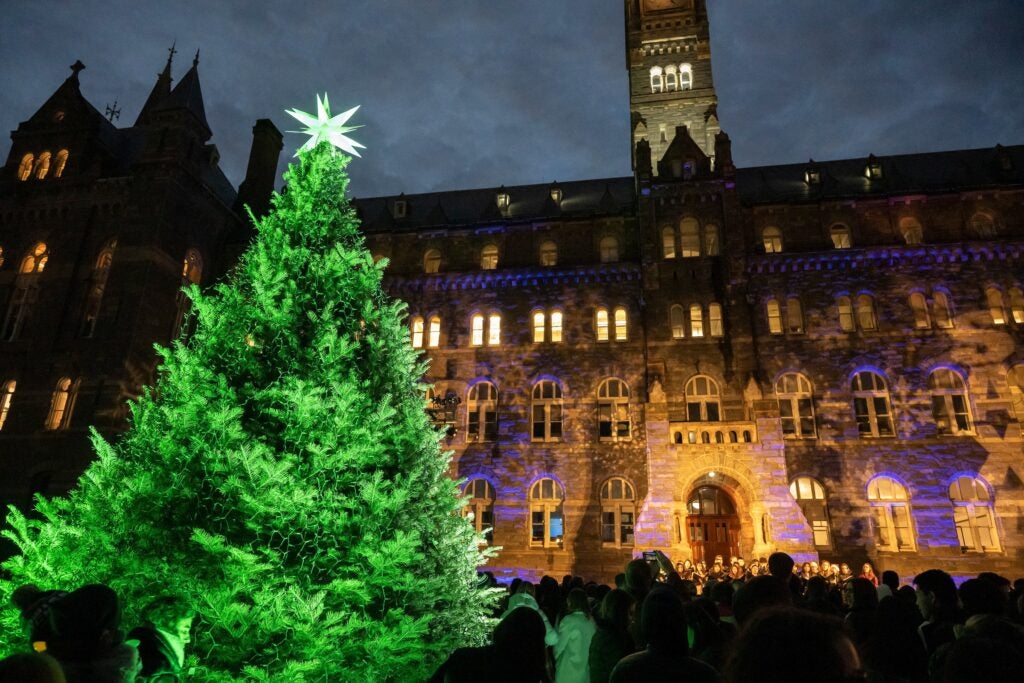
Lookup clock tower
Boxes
[625,0,720,173]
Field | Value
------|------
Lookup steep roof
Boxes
[152,62,211,138]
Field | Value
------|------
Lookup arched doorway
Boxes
[686,485,740,564]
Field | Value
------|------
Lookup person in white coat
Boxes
[554,589,596,683]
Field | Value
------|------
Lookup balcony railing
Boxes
[669,421,758,446]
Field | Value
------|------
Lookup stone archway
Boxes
[684,484,740,565]
[677,468,760,563]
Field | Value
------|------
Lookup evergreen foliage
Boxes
[0,143,499,680]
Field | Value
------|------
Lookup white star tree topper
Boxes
[286,93,366,157]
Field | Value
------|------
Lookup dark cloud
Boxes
[3,0,1022,198]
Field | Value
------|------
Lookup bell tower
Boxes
[625,0,720,174]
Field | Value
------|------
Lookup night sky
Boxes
[3,1,1023,198]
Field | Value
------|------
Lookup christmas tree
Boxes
[0,95,498,681]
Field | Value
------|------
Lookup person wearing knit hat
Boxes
[45,584,140,683]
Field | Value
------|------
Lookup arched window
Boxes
[670,305,685,339]
[662,227,676,259]
[539,240,558,267]
[0,380,15,430]
[949,475,999,551]
[600,236,619,263]
[530,478,565,547]
[708,303,723,337]
[776,373,815,438]
[679,63,693,90]
[463,479,495,543]
[411,316,424,348]
[680,218,700,258]
[532,380,563,441]
[20,242,49,274]
[829,224,852,249]
[932,291,954,329]
[601,478,636,547]
[45,377,77,430]
[595,308,609,342]
[649,66,664,93]
[789,476,831,548]
[598,379,631,440]
[786,297,804,334]
[1009,288,1024,324]
[986,287,1006,325]
[80,240,117,338]
[899,217,923,245]
[852,371,894,437]
[766,299,782,335]
[427,316,441,347]
[704,224,720,256]
[480,244,499,270]
[470,313,484,346]
[172,248,203,339]
[3,243,48,341]
[856,294,877,331]
[550,310,563,343]
[34,151,52,180]
[837,296,855,332]
[17,153,34,181]
[909,292,930,329]
[423,248,441,274]
[53,149,69,178]
[685,375,720,422]
[969,212,997,238]
[467,382,498,442]
[762,227,783,254]
[488,313,501,346]
[664,64,679,92]
[532,311,546,343]
[929,368,972,435]
[689,304,704,338]
[614,307,628,341]
[867,476,915,551]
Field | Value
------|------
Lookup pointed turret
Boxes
[135,43,176,126]
[151,49,211,142]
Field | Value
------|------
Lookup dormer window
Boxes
[549,187,563,205]
[865,156,883,180]
[392,199,407,219]
[804,161,821,185]
[496,192,510,211]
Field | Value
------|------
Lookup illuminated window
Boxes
[496,192,510,211]
[550,186,563,204]
[852,371,894,437]
[968,212,997,238]
[704,225,720,256]
[595,308,609,342]
[680,218,700,258]
[868,476,915,551]
[3,243,48,341]
[933,291,954,328]
[45,377,77,430]
[709,303,723,337]
[533,311,546,343]
[614,307,628,341]
[34,151,52,180]
[685,375,720,422]
[786,298,803,334]
[986,288,1006,325]
[0,246,4,269]
[532,309,564,344]
[53,149,69,178]
[679,63,693,90]
[789,476,832,548]
[17,153,34,181]
[530,478,565,548]
[670,305,685,339]
[837,296,855,332]
[1009,288,1024,324]
[829,224,851,249]
[550,310,563,342]
[80,240,117,338]
[689,304,703,338]
[865,158,883,180]
[600,236,619,263]
[1006,365,1024,422]
[20,242,49,274]
[664,64,679,92]
[411,317,424,348]
[0,380,15,430]
[427,387,458,438]
[463,479,495,543]
[662,227,676,259]
[539,240,558,267]
[949,475,999,551]
[909,292,930,329]
[423,249,441,274]
[488,313,501,346]
[427,316,441,347]
[598,379,630,441]
[467,382,498,442]
[776,373,815,438]
[531,380,563,442]
[601,478,635,547]
[480,244,499,270]
[929,368,972,435]
[172,248,203,339]
[471,313,499,347]
[898,217,923,246]
[650,65,664,93]
[856,294,877,331]
[471,315,484,346]
[762,227,783,254]
[766,299,782,335]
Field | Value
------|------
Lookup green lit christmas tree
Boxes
[0,95,497,681]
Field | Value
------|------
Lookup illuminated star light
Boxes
[286,93,366,157]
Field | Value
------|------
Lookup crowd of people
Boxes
[430,553,1024,683]
[0,583,193,682]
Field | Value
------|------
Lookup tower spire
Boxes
[162,40,177,79]
[193,48,200,69]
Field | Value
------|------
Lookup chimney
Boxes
[714,131,734,178]
[235,118,283,219]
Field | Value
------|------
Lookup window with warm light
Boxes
[650,65,664,93]
[427,316,441,347]
[488,313,501,346]
[20,242,49,274]
[664,64,679,91]
[463,479,495,543]
[0,380,15,430]
[539,240,558,267]
[530,478,565,548]
[53,149,69,178]
[34,151,52,180]
[496,192,510,211]
[467,382,498,442]
[929,369,972,435]
[867,476,915,552]
[789,476,832,548]
[17,153,34,181]
[480,244,499,270]
[766,299,782,335]
[533,311,546,343]
[1008,288,1024,324]
[829,224,852,249]
[670,305,685,339]
[80,240,116,338]
[598,379,630,440]
[531,380,563,441]
[595,308,609,342]
[786,298,804,334]
[679,63,693,90]
[986,287,1006,325]
[837,296,855,332]
[411,317,424,348]
[685,375,720,422]
[909,293,930,329]
[423,249,441,274]
[680,218,700,258]
[949,475,999,551]
[762,227,783,254]
[600,236,619,263]
[689,304,703,338]
[550,310,563,342]
[45,377,77,430]
[898,217,923,246]
[614,307,628,341]
[662,227,676,259]
[708,303,723,337]
[776,373,815,438]
[704,224,720,256]
[856,295,877,331]
[852,371,894,437]
[601,478,635,547]
[932,291,954,328]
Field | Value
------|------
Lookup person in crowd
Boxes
[936,614,1024,683]
[859,562,879,587]
[819,559,831,578]
[881,569,899,594]
[802,576,840,617]
[709,581,736,628]
[126,595,195,682]
[838,563,854,585]
[45,583,140,683]
[554,589,596,683]
[693,561,708,591]
[11,584,68,653]
[767,551,793,579]
[430,606,550,682]
[843,578,879,647]
[958,578,1007,627]
[608,587,717,682]
[725,606,862,683]
[861,595,928,683]
[913,569,960,657]
[0,652,66,682]
[732,575,793,628]
[588,589,635,683]
[678,559,694,581]
[708,560,725,582]
[502,581,559,646]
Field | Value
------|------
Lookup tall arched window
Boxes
[80,240,117,338]
[762,227,783,253]
[909,292,930,329]
[856,294,877,331]
[423,249,442,274]
[867,476,915,551]
[599,236,619,263]
[34,151,52,180]
[411,316,424,348]
[480,244,499,270]
[1009,288,1024,324]
[852,371,894,437]
[680,218,700,258]
[532,311,546,343]
[2,243,48,341]
[670,305,685,339]
[595,308,609,342]
[539,240,558,267]
[932,291,954,329]
[45,377,77,430]
[685,375,720,422]
[463,479,495,543]
[467,381,498,442]
[704,224,720,256]
[427,316,441,348]
[708,303,723,337]
[662,227,676,259]
[598,378,630,441]
[689,304,704,338]
[679,63,693,90]
[766,299,782,335]
[531,380,563,441]
[0,380,15,430]
[172,248,203,338]
[929,368,972,435]
[949,475,999,551]
[614,307,628,341]
[969,212,997,238]
[17,153,34,181]
[837,296,855,332]
[20,242,49,274]
[488,313,501,346]
[829,224,852,249]
[601,478,636,547]
[789,476,832,548]
[986,288,1006,325]
[530,478,565,547]
[776,373,815,438]
[786,298,804,334]
[664,64,679,91]
[53,149,69,178]
[649,66,664,93]
[899,217,924,245]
